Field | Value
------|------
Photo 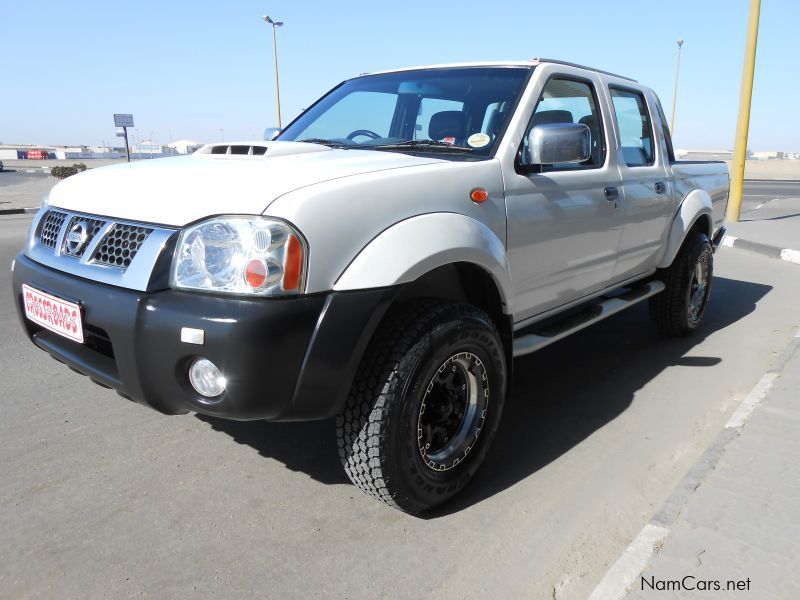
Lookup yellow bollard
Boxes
[727,0,762,223]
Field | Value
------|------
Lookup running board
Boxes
[512,281,666,358]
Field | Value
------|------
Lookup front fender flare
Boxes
[656,189,714,269]
[333,213,513,313]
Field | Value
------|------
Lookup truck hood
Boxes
[47,142,443,226]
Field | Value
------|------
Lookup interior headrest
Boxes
[428,111,465,141]
[532,110,573,126]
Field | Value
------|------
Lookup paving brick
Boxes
[627,342,800,599]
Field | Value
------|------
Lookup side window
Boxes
[520,77,606,171]
[610,87,655,167]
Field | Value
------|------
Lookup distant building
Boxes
[88,146,122,159]
[751,151,782,160]
[0,143,56,160]
[167,139,203,155]
[131,140,165,158]
[0,143,120,160]
[675,149,733,161]
[56,147,92,160]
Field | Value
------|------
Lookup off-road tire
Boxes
[336,300,506,515]
[650,232,714,336]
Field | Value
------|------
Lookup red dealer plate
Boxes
[22,284,84,344]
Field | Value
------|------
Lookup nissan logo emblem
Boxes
[64,221,90,256]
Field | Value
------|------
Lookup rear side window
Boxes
[610,87,655,167]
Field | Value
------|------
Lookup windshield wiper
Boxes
[298,138,351,149]
[370,140,474,153]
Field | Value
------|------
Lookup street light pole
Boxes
[727,0,762,223]
[262,15,284,128]
[670,39,684,135]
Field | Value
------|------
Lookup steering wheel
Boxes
[346,129,381,141]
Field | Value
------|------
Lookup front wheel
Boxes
[650,231,714,336]
[336,300,506,515]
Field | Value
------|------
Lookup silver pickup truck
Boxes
[13,59,728,514]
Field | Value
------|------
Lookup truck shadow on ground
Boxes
[198,276,772,511]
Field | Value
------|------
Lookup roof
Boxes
[362,58,636,82]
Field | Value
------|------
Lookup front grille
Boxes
[29,208,173,289]
[62,215,106,258]
[93,224,154,268]
[40,210,68,248]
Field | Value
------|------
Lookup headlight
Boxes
[171,216,307,296]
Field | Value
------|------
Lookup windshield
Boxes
[278,67,531,157]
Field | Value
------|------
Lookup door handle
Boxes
[655,181,667,194]
[604,187,619,201]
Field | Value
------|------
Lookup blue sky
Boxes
[1,0,796,151]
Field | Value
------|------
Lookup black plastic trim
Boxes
[13,253,400,421]
[712,226,727,251]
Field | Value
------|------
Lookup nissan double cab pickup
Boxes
[14,60,728,514]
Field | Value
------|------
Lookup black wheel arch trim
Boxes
[286,285,401,420]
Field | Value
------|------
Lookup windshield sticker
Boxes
[467,133,491,148]
[440,137,456,145]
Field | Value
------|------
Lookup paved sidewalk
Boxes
[625,334,800,599]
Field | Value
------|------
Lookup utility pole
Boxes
[262,15,284,128]
[727,0,762,223]
[670,39,684,134]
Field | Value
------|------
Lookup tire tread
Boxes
[336,299,498,513]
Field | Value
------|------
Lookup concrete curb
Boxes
[721,235,800,265]
[589,330,800,600]
[0,207,39,216]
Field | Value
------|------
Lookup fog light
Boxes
[189,358,226,398]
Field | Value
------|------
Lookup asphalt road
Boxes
[739,179,800,213]
[1,213,799,600]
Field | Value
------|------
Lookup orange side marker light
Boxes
[470,188,489,203]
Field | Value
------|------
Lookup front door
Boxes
[505,73,623,324]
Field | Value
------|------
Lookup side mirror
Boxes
[263,127,282,141]
[526,122,591,166]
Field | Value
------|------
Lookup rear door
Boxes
[605,84,676,280]
[504,67,623,323]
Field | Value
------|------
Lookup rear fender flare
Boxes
[656,189,713,268]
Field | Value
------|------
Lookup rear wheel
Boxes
[336,300,506,515]
[650,232,714,336]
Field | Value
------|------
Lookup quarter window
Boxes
[610,87,655,167]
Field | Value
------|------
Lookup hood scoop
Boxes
[194,140,331,159]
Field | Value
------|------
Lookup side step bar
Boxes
[512,280,666,358]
